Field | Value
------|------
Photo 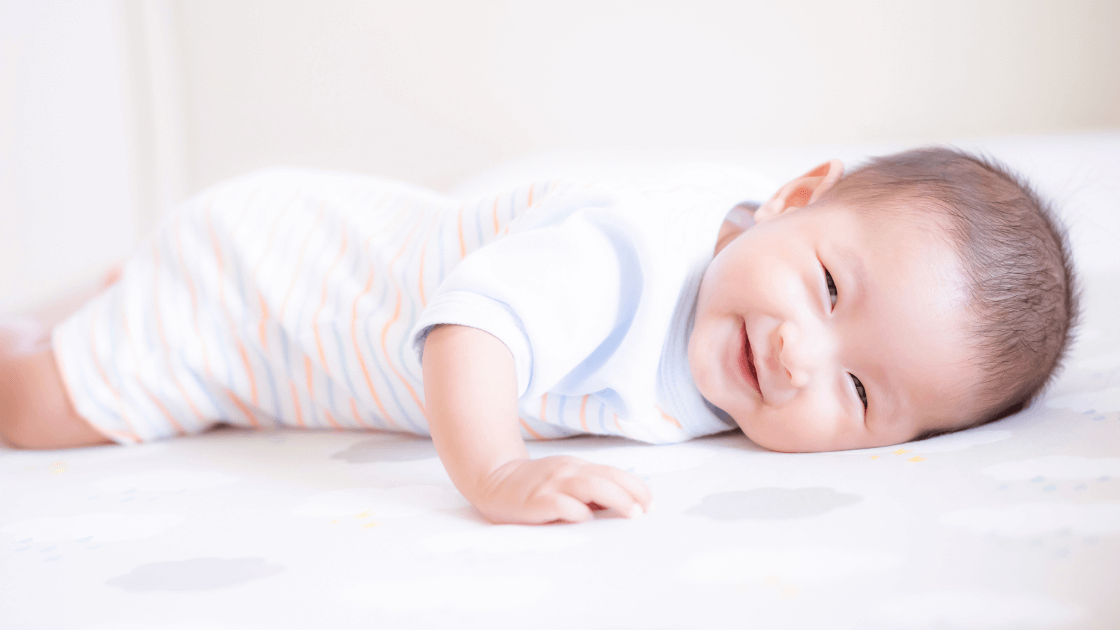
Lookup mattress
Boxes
[2,132,1118,629]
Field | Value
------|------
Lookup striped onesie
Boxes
[52,166,773,445]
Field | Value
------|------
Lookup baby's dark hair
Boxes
[820,147,1079,437]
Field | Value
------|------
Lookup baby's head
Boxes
[688,147,1078,452]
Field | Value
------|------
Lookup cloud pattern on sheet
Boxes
[981,456,1120,480]
[339,575,551,612]
[0,442,169,469]
[422,525,590,553]
[841,429,1012,455]
[2,513,183,543]
[866,590,1083,629]
[291,486,468,518]
[1044,387,1120,413]
[680,547,900,584]
[687,487,861,520]
[79,618,268,623]
[106,558,286,592]
[330,435,439,463]
[96,469,239,493]
[530,442,718,475]
[939,502,1120,537]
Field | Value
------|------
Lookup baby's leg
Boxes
[0,320,111,449]
[0,270,122,449]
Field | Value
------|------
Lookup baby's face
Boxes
[689,200,981,452]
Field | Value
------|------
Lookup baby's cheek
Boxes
[752,400,850,453]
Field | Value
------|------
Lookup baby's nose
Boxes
[777,320,833,388]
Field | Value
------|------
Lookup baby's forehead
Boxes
[821,204,963,279]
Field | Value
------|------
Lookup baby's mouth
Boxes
[739,322,761,396]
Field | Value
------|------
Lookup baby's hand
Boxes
[473,456,651,524]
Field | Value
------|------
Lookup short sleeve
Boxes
[410,200,635,400]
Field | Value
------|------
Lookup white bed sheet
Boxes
[2,132,1118,630]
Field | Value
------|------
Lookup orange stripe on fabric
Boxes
[656,405,682,429]
[417,231,429,308]
[174,215,213,378]
[87,304,141,442]
[150,243,207,424]
[290,382,306,427]
[380,220,427,417]
[85,308,118,400]
[456,205,466,258]
[579,395,589,431]
[613,413,624,435]
[117,289,169,442]
[415,211,440,309]
[527,184,534,207]
[278,203,327,322]
[207,210,260,408]
[323,409,342,429]
[491,197,500,234]
[540,393,548,423]
[207,209,260,408]
[250,193,297,353]
[349,397,369,428]
[119,273,143,372]
[519,418,543,440]
[102,429,140,444]
[304,355,315,406]
[236,345,259,407]
[222,386,258,427]
[258,294,269,350]
[314,231,349,379]
[139,382,186,436]
[352,269,396,428]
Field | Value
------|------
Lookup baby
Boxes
[0,147,1078,525]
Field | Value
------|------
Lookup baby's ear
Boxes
[755,160,844,222]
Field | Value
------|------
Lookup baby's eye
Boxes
[850,374,868,410]
[824,267,838,309]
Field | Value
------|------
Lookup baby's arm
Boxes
[422,324,651,524]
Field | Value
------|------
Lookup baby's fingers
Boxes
[561,474,646,519]
[549,494,594,523]
[593,464,653,511]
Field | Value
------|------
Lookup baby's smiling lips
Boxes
[739,322,762,398]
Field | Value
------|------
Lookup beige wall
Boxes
[3,0,1119,312]
[0,0,141,314]
[175,0,1120,193]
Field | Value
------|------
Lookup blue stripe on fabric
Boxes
[74,319,131,436]
[103,290,155,438]
[273,192,308,404]
[435,207,447,286]
[396,213,426,384]
[183,364,227,426]
[474,198,485,249]
[556,396,568,429]
[233,196,282,427]
[330,249,365,425]
[288,215,324,427]
[362,300,422,433]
